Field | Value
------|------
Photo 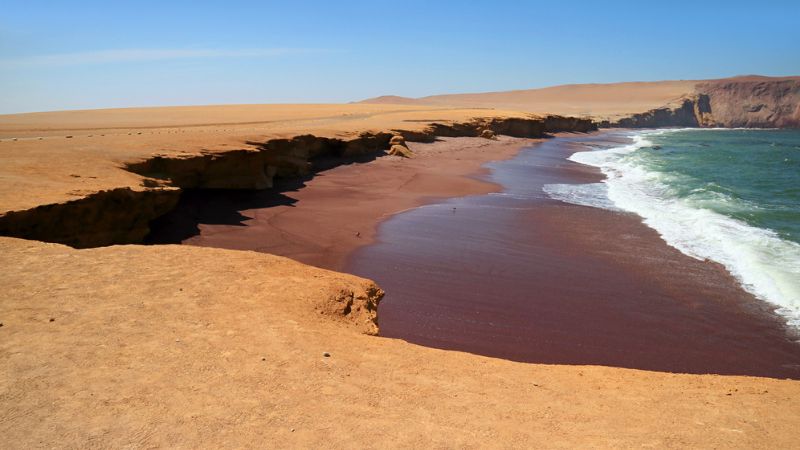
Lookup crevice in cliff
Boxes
[0,115,597,249]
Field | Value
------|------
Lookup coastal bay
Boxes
[2,76,800,446]
[347,133,800,378]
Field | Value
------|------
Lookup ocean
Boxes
[546,129,800,328]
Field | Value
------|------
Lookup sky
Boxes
[1,0,799,114]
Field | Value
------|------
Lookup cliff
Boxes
[696,77,800,128]
[612,77,800,128]
[611,94,713,128]
[0,109,595,248]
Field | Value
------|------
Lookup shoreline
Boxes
[3,129,800,445]
[151,129,800,377]
[146,135,542,271]
[345,132,800,378]
[566,128,800,330]
[2,101,800,445]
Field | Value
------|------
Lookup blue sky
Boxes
[1,0,799,113]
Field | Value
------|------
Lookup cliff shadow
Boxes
[144,151,386,245]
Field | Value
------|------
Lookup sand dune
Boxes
[361,76,800,121]
[364,80,697,119]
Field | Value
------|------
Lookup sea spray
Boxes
[548,129,800,328]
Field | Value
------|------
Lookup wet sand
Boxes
[146,136,536,270]
[346,133,800,378]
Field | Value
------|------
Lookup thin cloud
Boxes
[0,48,319,69]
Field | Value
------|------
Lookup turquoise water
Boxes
[640,130,800,244]
[550,129,800,329]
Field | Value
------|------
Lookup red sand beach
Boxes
[146,136,537,270]
[151,132,800,378]
[346,134,800,378]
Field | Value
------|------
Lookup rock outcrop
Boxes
[612,77,800,128]
[695,77,800,128]
[387,135,415,157]
[480,129,497,139]
[389,135,406,146]
[388,144,414,158]
[320,285,384,335]
[614,95,712,128]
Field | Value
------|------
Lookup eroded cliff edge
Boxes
[2,75,797,250]
[0,115,595,248]
[613,77,800,128]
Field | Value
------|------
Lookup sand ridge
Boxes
[361,76,800,122]
[362,80,699,119]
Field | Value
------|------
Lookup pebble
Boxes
[49,318,55,322]
[323,352,331,357]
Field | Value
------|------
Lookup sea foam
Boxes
[558,130,800,329]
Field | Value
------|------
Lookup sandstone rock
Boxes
[317,284,383,335]
[614,78,800,128]
[388,145,414,158]
[389,135,406,147]
[480,129,496,140]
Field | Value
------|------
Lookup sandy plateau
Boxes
[2,80,800,448]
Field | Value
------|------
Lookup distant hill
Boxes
[360,76,800,127]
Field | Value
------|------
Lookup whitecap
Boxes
[565,130,800,329]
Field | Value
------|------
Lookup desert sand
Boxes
[363,80,699,120]
[2,82,800,447]
[2,237,800,448]
[361,75,800,125]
